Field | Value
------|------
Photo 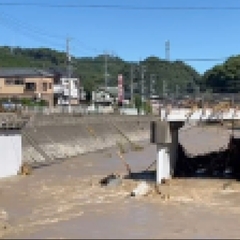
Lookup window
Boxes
[74,81,78,88]
[5,79,14,85]
[15,78,24,85]
[42,82,48,91]
[49,83,52,89]
[5,78,24,85]
[25,82,36,91]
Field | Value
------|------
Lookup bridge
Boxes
[151,107,240,184]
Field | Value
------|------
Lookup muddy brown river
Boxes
[1,135,240,239]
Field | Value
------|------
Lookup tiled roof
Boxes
[0,68,54,77]
[98,86,119,96]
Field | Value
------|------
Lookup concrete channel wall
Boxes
[22,114,159,163]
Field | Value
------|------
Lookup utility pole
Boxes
[104,51,108,90]
[150,74,156,98]
[66,37,72,112]
[140,61,146,104]
[130,64,134,104]
[165,40,173,98]
[163,79,167,98]
[175,84,179,99]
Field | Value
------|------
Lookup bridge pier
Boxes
[151,120,184,184]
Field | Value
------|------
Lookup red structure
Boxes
[118,74,124,104]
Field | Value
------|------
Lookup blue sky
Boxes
[0,0,240,74]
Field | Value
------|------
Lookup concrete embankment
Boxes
[22,114,158,163]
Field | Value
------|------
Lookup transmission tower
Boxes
[165,40,170,61]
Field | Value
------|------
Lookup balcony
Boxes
[53,84,64,94]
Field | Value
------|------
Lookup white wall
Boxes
[0,130,22,178]
[61,77,79,98]
[53,77,81,105]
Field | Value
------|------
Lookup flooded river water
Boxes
[1,139,240,239]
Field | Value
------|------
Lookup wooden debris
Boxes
[18,162,32,176]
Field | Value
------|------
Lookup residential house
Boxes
[49,68,84,106]
[0,68,54,106]
[53,77,81,106]
[92,86,119,106]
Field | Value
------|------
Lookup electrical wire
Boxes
[0,15,66,50]
[0,11,235,62]
[0,11,105,55]
[0,3,240,11]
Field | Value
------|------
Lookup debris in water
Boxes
[18,162,32,176]
[161,178,171,185]
[100,173,122,187]
[130,181,151,197]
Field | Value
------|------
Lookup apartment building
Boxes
[0,68,54,106]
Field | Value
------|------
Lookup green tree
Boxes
[134,94,142,114]
[0,46,202,95]
[202,55,240,93]
[143,100,152,115]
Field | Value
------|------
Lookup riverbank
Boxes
[22,115,157,163]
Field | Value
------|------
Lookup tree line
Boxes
[0,46,240,95]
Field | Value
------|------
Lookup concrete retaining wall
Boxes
[22,115,158,163]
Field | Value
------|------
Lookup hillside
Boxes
[0,46,201,95]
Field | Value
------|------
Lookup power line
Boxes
[176,58,227,62]
[0,51,227,63]
[0,14,66,49]
[0,11,64,40]
[0,11,231,63]
[0,11,104,55]
[77,58,226,62]
[0,3,240,10]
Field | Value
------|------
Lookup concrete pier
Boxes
[156,144,171,183]
[152,121,183,183]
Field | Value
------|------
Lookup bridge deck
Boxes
[161,108,240,122]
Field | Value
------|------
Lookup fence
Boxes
[21,105,143,116]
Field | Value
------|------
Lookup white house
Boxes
[54,77,81,105]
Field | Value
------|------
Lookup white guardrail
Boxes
[21,106,144,115]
